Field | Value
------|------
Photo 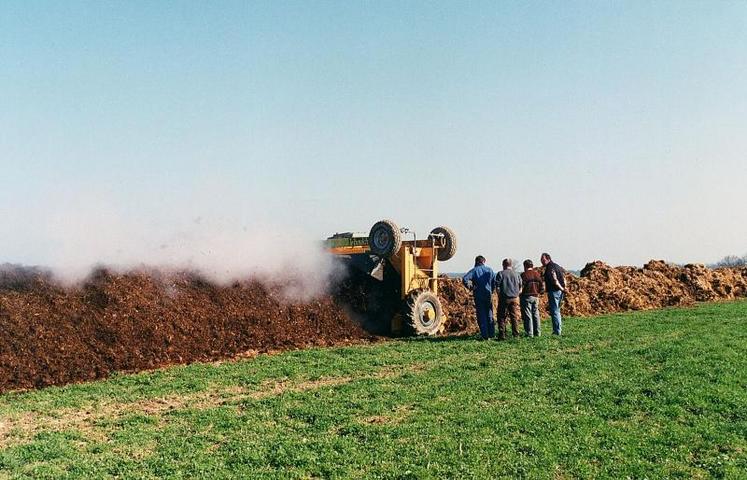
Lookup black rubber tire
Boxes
[368,220,402,257]
[404,289,444,336]
[430,226,457,261]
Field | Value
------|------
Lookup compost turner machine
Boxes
[326,220,457,336]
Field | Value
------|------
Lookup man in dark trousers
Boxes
[540,253,566,335]
[462,255,496,339]
[494,258,522,340]
[520,259,544,337]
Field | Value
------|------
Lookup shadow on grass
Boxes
[399,333,481,344]
[399,331,564,344]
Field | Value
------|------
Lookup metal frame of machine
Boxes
[326,220,457,336]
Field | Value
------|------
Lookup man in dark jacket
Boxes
[540,253,566,335]
[520,259,544,337]
[462,255,496,339]
[494,258,522,340]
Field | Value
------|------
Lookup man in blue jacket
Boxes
[462,255,496,339]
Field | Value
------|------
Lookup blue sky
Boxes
[1,1,746,273]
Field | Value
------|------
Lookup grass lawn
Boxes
[1,301,746,479]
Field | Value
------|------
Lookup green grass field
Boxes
[1,301,746,479]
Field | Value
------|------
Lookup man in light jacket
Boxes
[494,258,522,340]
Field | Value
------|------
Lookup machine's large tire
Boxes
[404,290,444,336]
[430,226,457,261]
[368,220,402,257]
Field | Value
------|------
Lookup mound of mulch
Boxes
[2,259,746,392]
[563,260,747,316]
[0,266,375,392]
[439,278,481,334]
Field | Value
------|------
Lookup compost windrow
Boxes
[1,260,746,392]
[0,266,376,392]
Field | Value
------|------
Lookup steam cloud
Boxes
[0,191,338,301]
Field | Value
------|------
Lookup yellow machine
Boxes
[326,220,457,336]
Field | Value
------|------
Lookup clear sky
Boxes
[1,1,746,275]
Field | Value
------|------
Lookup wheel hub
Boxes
[373,230,390,250]
[420,301,436,327]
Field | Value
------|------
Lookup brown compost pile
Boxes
[0,265,375,392]
[562,260,747,316]
[2,259,746,392]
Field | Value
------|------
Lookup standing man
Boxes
[462,256,497,339]
[494,258,522,340]
[520,259,544,337]
[540,253,566,335]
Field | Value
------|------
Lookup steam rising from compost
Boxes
[0,191,337,300]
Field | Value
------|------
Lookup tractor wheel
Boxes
[430,226,457,261]
[404,290,444,336]
[368,220,402,257]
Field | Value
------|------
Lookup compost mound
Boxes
[2,259,746,392]
[562,260,747,316]
[439,278,482,334]
[0,265,374,392]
